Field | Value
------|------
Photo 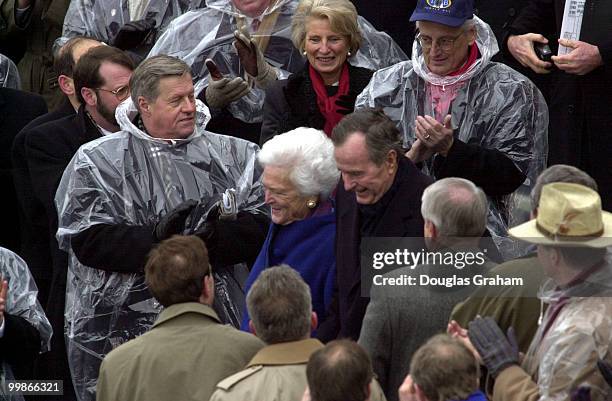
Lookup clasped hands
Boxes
[405,114,454,163]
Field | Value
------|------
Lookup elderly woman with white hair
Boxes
[240,127,339,332]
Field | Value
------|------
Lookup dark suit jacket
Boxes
[11,97,75,306]
[317,157,433,341]
[0,88,47,252]
[23,105,99,401]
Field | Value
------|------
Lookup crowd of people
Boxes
[1,0,611,400]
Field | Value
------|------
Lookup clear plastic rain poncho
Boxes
[0,53,20,89]
[61,0,205,43]
[521,251,612,401]
[356,16,548,260]
[0,248,52,401]
[55,99,267,401]
[148,0,407,124]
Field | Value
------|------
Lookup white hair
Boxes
[258,127,340,199]
[421,177,488,237]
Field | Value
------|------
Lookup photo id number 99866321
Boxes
[2,380,63,395]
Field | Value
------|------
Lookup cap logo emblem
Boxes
[425,0,452,9]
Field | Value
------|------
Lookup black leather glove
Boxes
[335,93,357,115]
[153,200,198,242]
[111,19,157,51]
[468,317,519,378]
[598,359,612,388]
[571,386,591,401]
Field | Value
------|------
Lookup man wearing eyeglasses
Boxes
[356,0,548,260]
[20,45,134,401]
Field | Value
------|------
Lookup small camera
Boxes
[534,43,552,62]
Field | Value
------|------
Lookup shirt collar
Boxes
[152,302,220,328]
[246,338,323,367]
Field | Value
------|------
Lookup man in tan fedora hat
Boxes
[450,182,612,401]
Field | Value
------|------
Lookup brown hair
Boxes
[53,36,100,78]
[145,235,211,307]
[410,334,479,401]
[307,339,373,401]
[73,45,134,104]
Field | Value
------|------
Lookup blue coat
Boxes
[241,211,336,331]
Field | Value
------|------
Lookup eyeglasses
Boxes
[96,85,130,101]
[417,31,466,52]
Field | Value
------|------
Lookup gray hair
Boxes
[291,0,362,54]
[331,108,404,165]
[130,55,192,110]
[415,18,476,31]
[258,127,340,199]
[421,177,488,237]
[531,164,598,211]
[246,264,312,344]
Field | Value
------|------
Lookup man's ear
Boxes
[138,96,151,116]
[385,149,398,174]
[199,274,214,305]
[58,75,74,96]
[467,26,477,46]
[248,320,257,335]
[424,219,437,239]
[310,311,318,332]
[81,87,97,107]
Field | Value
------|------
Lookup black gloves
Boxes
[111,19,157,51]
[468,316,519,378]
[598,359,612,388]
[153,200,198,242]
[571,386,591,401]
[335,93,357,115]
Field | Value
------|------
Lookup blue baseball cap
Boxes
[409,0,474,27]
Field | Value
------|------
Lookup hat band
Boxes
[536,221,604,241]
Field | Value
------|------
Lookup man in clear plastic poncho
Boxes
[0,247,52,401]
[355,0,548,260]
[55,55,269,401]
[0,53,19,89]
[147,0,407,143]
[452,182,612,401]
[61,0,205,56]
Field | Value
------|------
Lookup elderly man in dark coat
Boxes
[317,108,432,342]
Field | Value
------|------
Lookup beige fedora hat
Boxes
[509,182,612,248]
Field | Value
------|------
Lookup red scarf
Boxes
[309,63,350,136]
[449,44,479,76]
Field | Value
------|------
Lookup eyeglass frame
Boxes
[416,30,467,52]
[95,85,131,101]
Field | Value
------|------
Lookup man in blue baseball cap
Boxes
[356,0,548,261]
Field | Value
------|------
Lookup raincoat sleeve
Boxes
[61,0,203,42]
[0,53,20,89]
[0,247,52,353]
[148,5,301,125]
[0,248,52,384]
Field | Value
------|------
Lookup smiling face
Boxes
[334,133,397,205]
[418,20,475,76]
[262,165,312,226]
[304,17,350,85]
[140,74,197,140]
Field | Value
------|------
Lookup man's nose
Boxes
[342,173,356,191]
